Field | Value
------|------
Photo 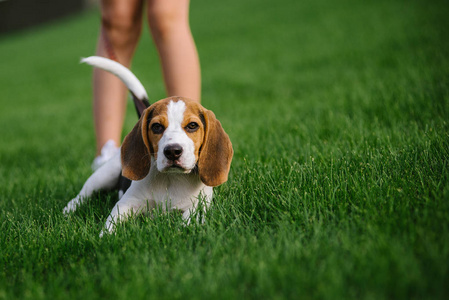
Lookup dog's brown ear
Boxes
[198,109,233,186]
[121,108,152,180]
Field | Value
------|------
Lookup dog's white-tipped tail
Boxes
[81,56,149,102]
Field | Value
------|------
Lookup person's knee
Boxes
[148,3,188,41]
[101,7,142,47]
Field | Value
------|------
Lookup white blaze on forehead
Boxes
[167,100,186,129]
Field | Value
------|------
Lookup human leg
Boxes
[147,0,201,101]
[93,0,144,157]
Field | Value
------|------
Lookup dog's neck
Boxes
[138,163,209,211]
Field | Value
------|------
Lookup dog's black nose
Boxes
[164,144,183,161]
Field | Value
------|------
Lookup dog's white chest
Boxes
[130,166,213,212]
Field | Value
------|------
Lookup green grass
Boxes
[1,0,448,298]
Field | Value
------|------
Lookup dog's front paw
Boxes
[99,216,116,237]
[99,226,115,238]
[63,197,81,215]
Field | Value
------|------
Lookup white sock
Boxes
[91,140,119,171]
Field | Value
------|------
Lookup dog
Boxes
[63,56,233,236]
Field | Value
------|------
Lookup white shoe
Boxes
[91,140,119,171]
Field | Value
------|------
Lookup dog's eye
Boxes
[185,122,199,132]
[151,123,165,134]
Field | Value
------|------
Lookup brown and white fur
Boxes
[63,57,233,236]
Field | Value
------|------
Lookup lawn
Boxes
[0,0,448,299]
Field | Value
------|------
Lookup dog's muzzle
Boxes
[164,144,183,161]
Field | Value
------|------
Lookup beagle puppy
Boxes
[63,57,233,236]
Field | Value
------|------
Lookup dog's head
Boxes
[121,97,233,187]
